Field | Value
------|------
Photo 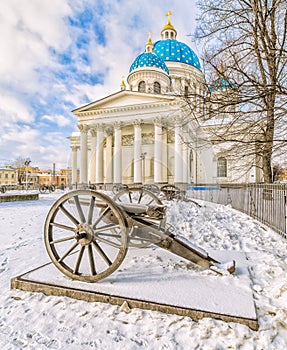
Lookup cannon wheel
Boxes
[49,184,56,193]
[112,183,129,195]
[160,184,181,201]
[113,187,163,207]
[39,185,47,194]
[44,190,128,282]
[113,187,165,247]
[142,184,160,194]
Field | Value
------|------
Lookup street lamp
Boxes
[24,159,31,191]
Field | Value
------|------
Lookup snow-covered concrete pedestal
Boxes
[11,247,258,330]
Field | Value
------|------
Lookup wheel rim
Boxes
[142,184,160,194]
[113,187,163,206]
[44,190,128,282]
[39,185,47,194]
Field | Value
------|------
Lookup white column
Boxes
[133,120,142,183]
[154,119,163,183]
[113,123,122,184]
[90,129,97,184]
[174,121,184,183]
[105,129,113,184]
[79,124,88,184]
[96,125,104,184]
[71,146,78,184]
[162,127,168,183]
[182,136,188,183]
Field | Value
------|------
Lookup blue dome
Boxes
[129,52,169,74]
[153,39,201,69]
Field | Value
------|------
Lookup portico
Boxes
[69,105,191,187]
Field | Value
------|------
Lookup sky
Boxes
[0,0,199,171]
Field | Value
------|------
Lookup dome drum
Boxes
[128,69,171,94]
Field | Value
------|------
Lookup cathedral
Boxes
[69,12,262,187]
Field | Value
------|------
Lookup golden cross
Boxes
[148,31,152,39]
[166,10,172,24]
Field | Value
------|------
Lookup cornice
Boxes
[73,99,181,119]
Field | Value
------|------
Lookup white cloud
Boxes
[41,114,71,127]
[0,91,35,125]
[0,0,72,92]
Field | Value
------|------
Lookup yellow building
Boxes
[0,167,17,186]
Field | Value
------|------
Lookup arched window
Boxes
[154,82,161,94]
[138,81,146,92]
[217,157,227,177]
[165,32,169,39]
[171,32,174,39]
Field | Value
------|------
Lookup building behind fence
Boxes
[188,184,287,239]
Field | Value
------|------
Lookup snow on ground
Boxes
[0,190,287,349]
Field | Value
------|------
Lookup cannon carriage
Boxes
[44,187,235,283]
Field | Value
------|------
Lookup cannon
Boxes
[39,184,56,194]
[44,188,235,282]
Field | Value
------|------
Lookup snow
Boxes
[1,190,287,349]
[18,249,256,320]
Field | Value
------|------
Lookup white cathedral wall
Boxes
[196,147,217,184]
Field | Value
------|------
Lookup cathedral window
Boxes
[138,81,146,92]
[217,157,227,177]
[154,82,161,94]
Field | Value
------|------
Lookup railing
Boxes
[188,184,287,239]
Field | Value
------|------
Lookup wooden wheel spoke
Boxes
[92,241,112,266]
[96,231,122,240]
[92,206,111,228]
[58,241,79,262]
[73,246,85,274]
[93,223,122,234]
[74,195,86,223]
[146,198,155,206]
[94,235,122,249]
[137,190,143,203]
[50,235,75,244]
[88,244,97,275]
[50,222,76,232]
[87,196,95,225]
[59,204,80,225]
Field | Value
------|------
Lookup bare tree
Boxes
[193,0,287,183]
[13,157,31,184]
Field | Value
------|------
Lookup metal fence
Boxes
[188,184,287,239]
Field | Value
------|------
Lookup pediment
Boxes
[73,90,175,113]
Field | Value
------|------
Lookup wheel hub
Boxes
[75,223,94,246]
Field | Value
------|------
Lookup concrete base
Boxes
[11,248,258,330]
[0,193,39,202]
